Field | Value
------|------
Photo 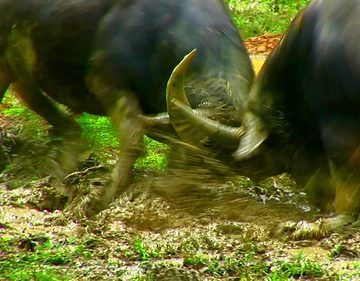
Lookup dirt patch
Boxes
[245,34,282,74]
[244,34,282,57]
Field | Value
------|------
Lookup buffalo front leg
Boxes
[333,168,360,218]
[107,94,144,201]
[92,93,144,214]
[318,127,360,231]
[310,165,360,237]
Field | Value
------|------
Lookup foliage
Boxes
[225,0,310,38]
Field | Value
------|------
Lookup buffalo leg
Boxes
[82,88,144,214]
[303,167,335,212]
[296,121,360,236]
[86,48,145,213]
[323,123,360,220]
[332,167,360,217]
[12,80,83,177]
[104,93,144,203]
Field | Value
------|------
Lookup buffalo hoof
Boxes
[65,188,120,220]
[274,214,354,240]
[63,163,133,219]
[50,136,87,180]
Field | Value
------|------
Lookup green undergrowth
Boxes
[225,0,310,38]
[0,234,97,281]
[0,232,331,281]
[0,235,72,281]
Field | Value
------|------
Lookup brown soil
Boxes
[244,34,282,56]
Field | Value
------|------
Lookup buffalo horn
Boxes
[166,49,245,145]
[233,111,267,160]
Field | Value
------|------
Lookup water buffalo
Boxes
[0,0,254,213]
[173,0,360,237]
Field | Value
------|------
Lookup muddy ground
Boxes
[1,36,360,280]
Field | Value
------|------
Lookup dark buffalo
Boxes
[0,0,254,213]
[237,0,360,235]
[174,0,360,236]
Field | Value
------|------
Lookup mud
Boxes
[1,115,360,280]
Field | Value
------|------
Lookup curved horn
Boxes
[138,113,170,128]
[166,49,196,111]
[171,98,245,145]
[166,49,245,145]
[233,111,268,160]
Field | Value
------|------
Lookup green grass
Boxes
[0,268,67,281]
[77,113,118,151]
[225,0,310,38]
[269,252,325,280]
[0,234,111,281]
[0,230,330,281]
[181,250,326,280]
[0,236,74,281]
[133,238,163,261]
